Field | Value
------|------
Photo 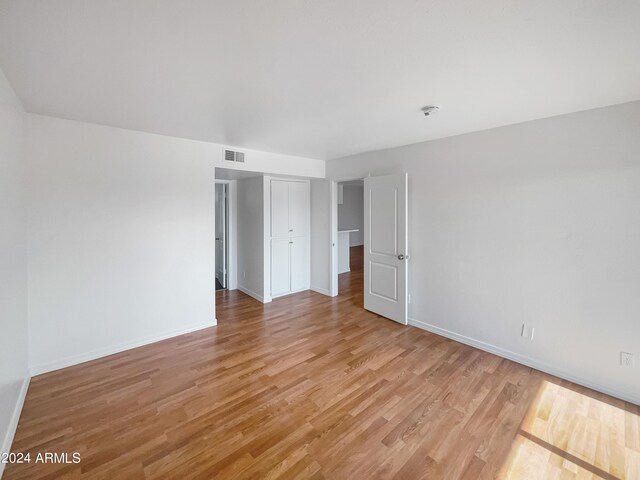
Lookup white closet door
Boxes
[290,236,309,292]
[288,181,308,237]
[271,238,291,296]
[271,180,290,238]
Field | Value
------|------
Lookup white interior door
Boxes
[215,184,227,287]
[364,173,408,324]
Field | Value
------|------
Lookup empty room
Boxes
[1,1,639,479]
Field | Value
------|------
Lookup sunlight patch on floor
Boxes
[498,381,640,479]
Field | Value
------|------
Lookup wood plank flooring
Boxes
[5,247,639,479]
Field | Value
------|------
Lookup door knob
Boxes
[398,254,405,260]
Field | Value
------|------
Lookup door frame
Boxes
[214,179,237,291]
[214,182,228,288]
[329,175,367,297]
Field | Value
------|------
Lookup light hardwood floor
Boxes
[6,247,639,479]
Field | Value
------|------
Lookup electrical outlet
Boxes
[621,352,634,368]
[521,324,535,340]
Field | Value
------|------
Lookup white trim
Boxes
[271,286,310,299]
[329,180,339,297]
[238,285,271,304]
[0,376,30,475]
[408,317,640,406]
[29,320,217,376]
[265,175,312,184]
[310,285,331,296]
[263,176,272,301]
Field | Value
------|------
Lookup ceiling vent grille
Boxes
[224,149,245,163]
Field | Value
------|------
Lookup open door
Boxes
[364,173,408,324]
[215,183,227,288]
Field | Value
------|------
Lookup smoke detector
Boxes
[421,105,441,116]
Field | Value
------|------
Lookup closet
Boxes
[270,179,310,297]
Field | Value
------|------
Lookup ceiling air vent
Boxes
[224,149,245,163]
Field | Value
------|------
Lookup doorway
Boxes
[330,173,409,324]
[213,168,260,315]
[215,183,228,290]
[335,179,365,296]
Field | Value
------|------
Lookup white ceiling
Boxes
[1,1,639,160]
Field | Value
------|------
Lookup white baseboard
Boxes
[29,320,217,376]
[271,287,311,300]
[408,317,640,406]
[0,376,30,476]
[238,285,271,304]
[310,285,331,297]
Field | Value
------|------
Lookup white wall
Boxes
[310,179,331,295]
[25,114,326,374]
[0,68,29,469]
[236,176,266,302]
[26,115,220,374]
[327,101,640,404]
[220,148,324,179]
[338,184,364,246]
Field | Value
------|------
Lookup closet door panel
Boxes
[290,237,309,292]
[288,181,309,237]
[271,180,290,238]
[270,238,290,296]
